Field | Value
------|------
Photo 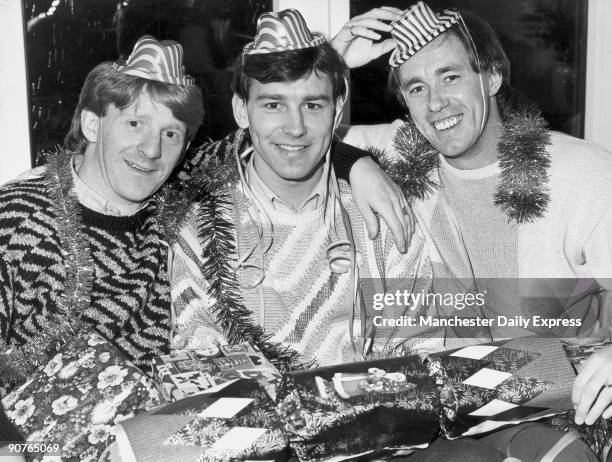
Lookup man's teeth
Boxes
[127,161,153,172]
[433,115,462,131]
[278,145,305,151]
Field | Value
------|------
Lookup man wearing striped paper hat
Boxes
[0,36,204,456]
[333,2,610,460]
[169,9,433,369]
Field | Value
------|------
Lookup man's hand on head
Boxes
[331,7,403,69]
[572,345,612,425]
[348,156,413,253]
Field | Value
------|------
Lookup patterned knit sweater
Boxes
[0,156,172,382]
[171,130,432,367]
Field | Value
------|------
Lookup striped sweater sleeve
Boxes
[0,173,64,347]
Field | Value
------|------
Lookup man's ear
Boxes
[80,109,100,143]
[487,68,503,97]
[232,93,250,129]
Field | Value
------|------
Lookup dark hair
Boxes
[64,62,204,153]
[232,42,347,101]
[389,11,529,120]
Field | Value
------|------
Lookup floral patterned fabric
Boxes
[2,330,162,461]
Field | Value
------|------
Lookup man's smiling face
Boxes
[397,31,500,164]
[80,90,187,207]
[233,71,340,193]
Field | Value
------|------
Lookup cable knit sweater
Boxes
[0,157,172,380]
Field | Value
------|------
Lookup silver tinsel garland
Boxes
[388,107,551,224]
[0,150,93,384]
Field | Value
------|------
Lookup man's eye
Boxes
[305,102,322,110]
[408,85,425,95]
[444,74,460,83]
[163,130,183,145]
[265,102,281,110]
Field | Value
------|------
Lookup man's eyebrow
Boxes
[303,94,331,102]
[402,64,464,87]
[436,65,462,75]
[166,122,186,132]
[254,93,332,102]
[255,93,286,101]
[402,76,422,88]
[121,111,150,119]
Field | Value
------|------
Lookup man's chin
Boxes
[439,150,465,159]
[431,139,471,159]
[120,190,156,206]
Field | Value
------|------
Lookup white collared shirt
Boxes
[244,152,330,215]
[71,155,146,216]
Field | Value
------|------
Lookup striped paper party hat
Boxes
[244,9,325,55]
[389,1,461,68]
[113,35,195,86]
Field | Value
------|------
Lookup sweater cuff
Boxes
[332,140,374,183]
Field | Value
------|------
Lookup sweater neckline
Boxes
[439,154,500,180]
[79,203,153,231]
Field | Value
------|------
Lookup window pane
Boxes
[349,0,587,138]
[24,0,272,165]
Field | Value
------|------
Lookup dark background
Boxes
[350,0,587,137]
[24,0,587,165]
[24,0,272,164]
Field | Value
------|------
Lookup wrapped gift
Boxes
[2,330,162,462]
[277,341,557,461]
[117,380,289,462]
[280,357,440,461]
[129,340,565,462]
[152,342,282,402]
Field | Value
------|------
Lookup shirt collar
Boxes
[71,155,148,216]
[244,150,330,214]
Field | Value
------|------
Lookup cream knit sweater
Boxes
[344,122,612,341]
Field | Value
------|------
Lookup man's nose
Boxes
[427,85,449,112]
[282,107,307,137]
[138,134,162,159]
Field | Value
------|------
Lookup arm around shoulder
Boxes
[339,119,404,155]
